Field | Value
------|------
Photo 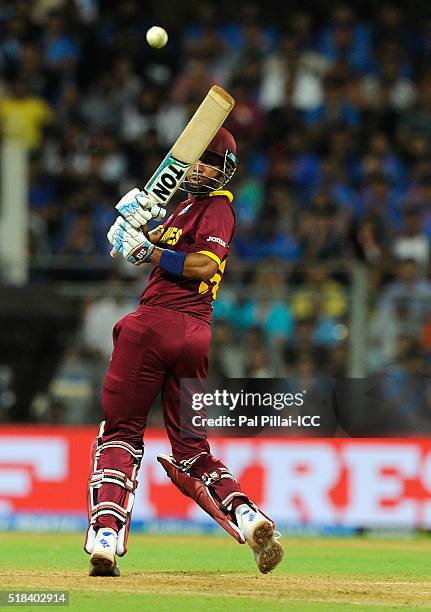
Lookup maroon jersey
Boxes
[140,190,235,324]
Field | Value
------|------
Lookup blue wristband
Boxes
[159,250,187,277]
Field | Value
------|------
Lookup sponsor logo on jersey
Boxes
[207,236,226,247]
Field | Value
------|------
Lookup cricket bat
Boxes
[111,85,235,256]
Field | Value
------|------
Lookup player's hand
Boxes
[107,216,155,265]
[115,188,166,229]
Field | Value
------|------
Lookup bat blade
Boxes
[111,86,235,257]
[170,85,235,165]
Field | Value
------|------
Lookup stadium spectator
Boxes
[209,319,246,378]
[349,213,388,265]
[359,40,417,114]
[376,258,431,325]
[316,4,373,74]
[259,30,325,113]
[391,207,430,266]
[360,132,405,187]
[245,346,275,378]
[233,264,293,342]
[42,10,80,75]
[298,193,346,261]
[80,275,139,362]
[0,79,53,149]
[291,266,347,321]
[304,70,361,129]
[368,299,420,369]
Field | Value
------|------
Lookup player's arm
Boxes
[150,197,234,280]
[151,249,217,281]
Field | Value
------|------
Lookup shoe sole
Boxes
[89,553,120,577]
[252,521,284,574]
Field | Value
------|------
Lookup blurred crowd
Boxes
[1,0,431,421]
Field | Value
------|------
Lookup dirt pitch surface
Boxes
[1,533,431,610]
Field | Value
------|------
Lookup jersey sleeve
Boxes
[193,197,236,266]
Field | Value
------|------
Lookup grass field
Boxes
[1,533,431,611]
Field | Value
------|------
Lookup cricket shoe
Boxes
[235,504,284,574]
[89,528,120,577]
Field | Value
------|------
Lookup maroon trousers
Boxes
[95,305,244,531]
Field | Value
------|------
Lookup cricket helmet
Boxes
[181,127,237,196]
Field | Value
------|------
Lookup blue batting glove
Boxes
[115,188,166,229]
[107,216,154,265]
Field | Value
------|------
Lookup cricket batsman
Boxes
[84,127,284,576]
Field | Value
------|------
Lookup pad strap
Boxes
[90,468,136,492]
[202,467,237,486]
[95,440,143,462]
[179,452,208,473]
[91,501,129,523]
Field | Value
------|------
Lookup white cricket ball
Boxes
[146,26,168,49]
